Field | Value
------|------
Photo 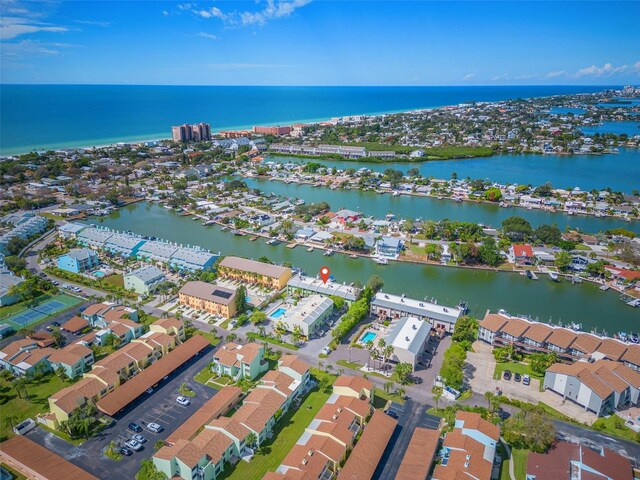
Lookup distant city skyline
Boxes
[1,0,639,86]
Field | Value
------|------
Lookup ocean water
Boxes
[0,84,618,155]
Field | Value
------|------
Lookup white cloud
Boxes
[162,10,169,16]
[203,63,292,70]
[0,16,68,40]
[193,0,311,26]
[574,61,639,78]
[546,70,567,78]
[74,20,111,28]
[197,32,218,40]
[1,39,72,58]
[177,3,192,10]
[491,74,509,81]
[462,73,475,81]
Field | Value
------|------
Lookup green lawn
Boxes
[591,414,639,442]
[336,359,362,371]
[246,332,299,350]
[102,274,124,288]
[197,330,221,346]
[373,389,406,407]
[193,365,216,386]
[0,373,77,441]
[220,381,333,479]
[493,361,543,380]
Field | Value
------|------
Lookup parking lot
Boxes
[25,342,219,479]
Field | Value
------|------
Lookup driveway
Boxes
[374,399,442,480]
[26,343,219,479]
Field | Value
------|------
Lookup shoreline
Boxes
[1,85,624,156]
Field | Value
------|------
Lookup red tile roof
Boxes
[395,427,440,480]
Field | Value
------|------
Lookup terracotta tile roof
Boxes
[521,323,553,343]
[29,331,55,347]
[395,427,440,480]
[577,369,614,399]
[621,344,640,367]
[189,427,234,465]
[97,335,210,416]
[260,370,298,397]
[234,388,286,433]
[0,435,98,480]
[87,365,119,387]
[167,386,243,443]
[62,316,89,333]
[214,342,263,368]
[152,317,183,330]
[611,363,640,388]
[82,303,110,316]
[455,411,500,441]
[50,377,106,414]
[280,442,335,479]
[103,309,132,323]
[338,410,397,480]
[595,339,628,361]
[570,334,602,355]
[0,339,37,359]
[207,417,250,441]
[136,331,174,350]
[500,318,530,338]
[434,430,492,480]
[333,375,374,395]
[545,328,577,350]
[48,343,92,366]
[109,322,131,338]
[279,354,310,375]
[219,256,291,279]
[527,441,632,480]
[591,364,630,393]
[479,313,509,333]
[513,244,533,257]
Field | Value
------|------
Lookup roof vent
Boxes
[405,336,410,341]
[466,454,471,460]
[332,414,338,420]
[464,462,469,468]
[337,407,343,412]
[412,324,417,330]
[308,450,314,456]
[302,459,308,465]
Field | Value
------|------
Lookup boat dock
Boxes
[287,242,298,249]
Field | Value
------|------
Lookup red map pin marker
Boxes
[320,266,330,284]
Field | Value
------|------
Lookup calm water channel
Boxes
[243,178,639,234]
[267,147,640,194]
[92,202,640,333]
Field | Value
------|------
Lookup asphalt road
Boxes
[374,400,442,480]
[26,343,218,479]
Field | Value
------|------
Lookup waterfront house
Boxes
[334,209,362,224]
[478,312,509,344]
[370,291,462,333]
[521,323,553,352]
[374,236,403,259]
[178,281,237,319]
[58,222,89,239]
[218,256,292,290]
[510,244,534,265]
[287,274,361,305]
[123,265,166,295]
[544,328,578,359]
[57,248,100,273]
[211,342,268,381]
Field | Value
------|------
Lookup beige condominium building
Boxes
[218,256,292,290]
[179,281,237,318]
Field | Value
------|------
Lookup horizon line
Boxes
[0,83,632,88]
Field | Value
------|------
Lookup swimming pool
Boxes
[93,271,106,278]
[360,331,377,344]
[271,307,287,319]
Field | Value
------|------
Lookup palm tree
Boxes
[395,387,406,399]
[433,389,442,410]
[2,413,20,431]
[17,327,35,338]
[51,329,64,348]
[365,340,374,369]
[154,440,166,451]
[13,377,29,401]
[384,380,395,394]
[484,391,495,412]
[384,345,394,373]
[245,432,257,449]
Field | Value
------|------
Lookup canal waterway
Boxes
[92,202,639,333]
[267,147,640,194]
[243,178,639,234]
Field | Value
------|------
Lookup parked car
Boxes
[51,322,61,327]
[147,423,163,433]
[384,410,399,419]
[514,373,521,382]
[145,388,154,394]
[503,370,512,381]
[321,346,332,355]
[125,439,142,451]
[132,434,147,444]
[496,408,510,420]
[522,374,530,386]
[128,422,142,433]
[176,396,190,406]
[119,446,133,456]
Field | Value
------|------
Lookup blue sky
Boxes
[1,0,639,85]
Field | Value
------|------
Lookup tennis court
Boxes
[3,294,82,330]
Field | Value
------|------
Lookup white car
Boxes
[132,434,147,444]
[176,396,190,406]
[147,422,163,433]
[125,439,142,451]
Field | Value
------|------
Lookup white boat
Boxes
[392,191,400,197]
[373,257,389,265]
[307,246,314,252]
[324,249,335,256]
[295,199,305,205]
[350,254,359,259]
[549,272,559,282]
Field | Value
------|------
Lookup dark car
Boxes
[503,370,512,381]
[128,422,143,433]
[384,410,399,419]
[514,373,522,382]
[119,446,133,456]
[496,408,510,420]
[51,321,61,327]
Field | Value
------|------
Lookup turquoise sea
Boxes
[0,84,619,155]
